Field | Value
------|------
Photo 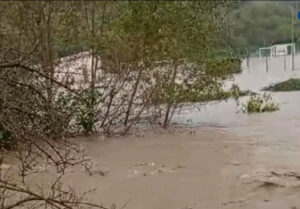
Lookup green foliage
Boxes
[103,1,242,128]
[188,84,253,102]
[262,102,280,112]
[77,89,102,133]
[106,1,228,64]
[152,83,252,104]
[263,78,300,92]
[206,48,243,74]
[243,94,279,113]
[0,1,245,135]
[56,89,102,134]
[245,96,264,113]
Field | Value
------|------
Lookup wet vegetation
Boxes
[243,94,279,113]
[207,49,243,74]
[186,84,254,103]
[0,1,236,143]
[263,78,300,92]
[152,83,253,105]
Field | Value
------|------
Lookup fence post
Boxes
[265,55,268,72]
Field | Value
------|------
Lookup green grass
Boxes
[263,78,300,92]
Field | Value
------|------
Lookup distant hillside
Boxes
[228,1,300,53]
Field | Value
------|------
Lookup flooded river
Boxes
[174,55,300,168]
[4,55,300,209]
[171,55,300,208]
[67,54,300,209]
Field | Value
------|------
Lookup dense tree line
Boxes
[228,1,300,53]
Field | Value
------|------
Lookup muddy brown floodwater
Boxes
[68,129,255,209]
[20,126,300,209]
[4,55,300,209]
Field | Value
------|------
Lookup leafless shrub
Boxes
[0,169,113,209]
[0,60,115,209]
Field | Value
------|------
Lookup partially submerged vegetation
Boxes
[0,1,243,208]
[243,94,279,113]
[184,84,254,103]
[263,78,300,92]
[207,49,244,74]
[0,1,238,143]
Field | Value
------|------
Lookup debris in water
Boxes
[86,167,110,177]
[260,181,285,188]
[240,174,250,180]
[222,198,249,206]
[241,170,300,188]
[94,169,110,176]
[227,161,242,166]
[129,162,185,177]
[128,169,142,178]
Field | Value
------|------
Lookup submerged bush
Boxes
[206,49,243,74]
[243,94,279,113]
[261,102,280,112]
[186,84,254,103]
[263,78,300,92]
